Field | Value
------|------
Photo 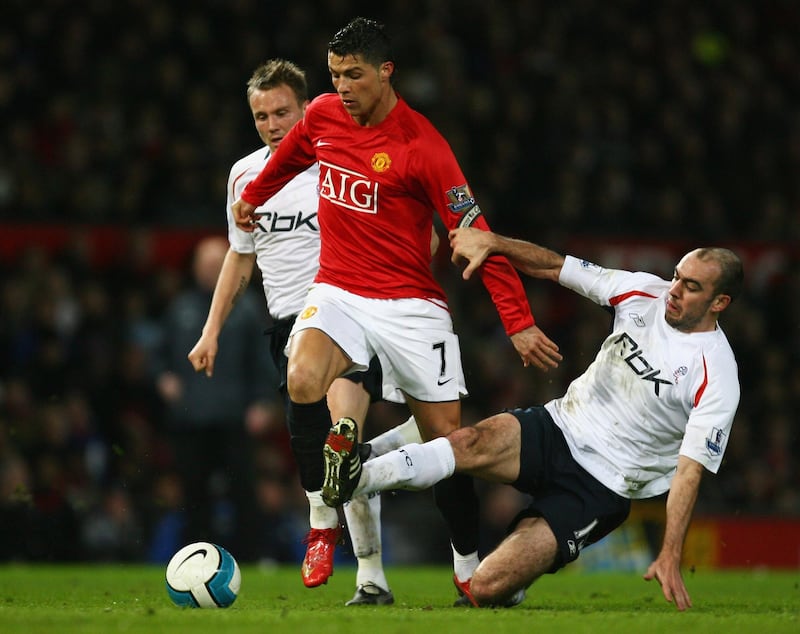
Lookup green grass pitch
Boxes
[0,564,796,634]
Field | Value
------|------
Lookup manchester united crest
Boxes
[300,306,318,320]
[371,152,392,173]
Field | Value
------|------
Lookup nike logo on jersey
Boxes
[316,140,331,147]
[437,377,454,386]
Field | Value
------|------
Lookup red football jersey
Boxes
[241,93,534,335]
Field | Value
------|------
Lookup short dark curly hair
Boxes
[328,17,394,69]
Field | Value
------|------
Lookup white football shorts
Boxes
[287,283,468,403]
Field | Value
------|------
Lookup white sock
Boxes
[336,416,421,593]
[354,437,456,498]
[452,544,480,582]
[344,492,389,590]
[306,489,339,529]
[368,415,423,457]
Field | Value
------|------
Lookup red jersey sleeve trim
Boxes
[231,168,249,200]
[609,290,658,305]
[693,355,709,407]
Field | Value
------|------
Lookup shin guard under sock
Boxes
[288,397,333,492]
[433,472,480,556]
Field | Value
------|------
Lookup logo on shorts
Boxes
[371,152,391,173]
[300,306,318,320]
[568,518,599,557]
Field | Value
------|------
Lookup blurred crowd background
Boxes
[0,0,797,564]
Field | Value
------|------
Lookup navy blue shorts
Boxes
[507,406,631,572]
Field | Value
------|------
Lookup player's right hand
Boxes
[188,336,218,377]
[232,198,257,233]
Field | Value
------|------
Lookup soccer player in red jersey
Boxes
[232,17,562,602]
[189,58,427,603]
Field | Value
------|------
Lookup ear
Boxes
[380,61,394,81]
[711,294,731,314]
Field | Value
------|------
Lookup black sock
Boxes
[287,397,333,491]
[433,473,480,555]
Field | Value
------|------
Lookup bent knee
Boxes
[447,426,491,469]
[448,426,481,453]
[470,569,514,606]
[287,363,328,403]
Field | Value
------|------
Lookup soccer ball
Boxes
[165,542,241,608]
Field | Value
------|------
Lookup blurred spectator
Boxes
[81,485,144,561]
[154,236,276,562]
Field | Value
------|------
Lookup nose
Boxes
[335,78,350,94]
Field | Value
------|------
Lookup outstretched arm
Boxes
[448,227,563,370]
[188,249,256,377]
[449,227,565,282]
[644,455,704,611]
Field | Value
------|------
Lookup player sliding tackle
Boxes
[323,226,743,611]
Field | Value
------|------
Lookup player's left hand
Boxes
[510,325,562,371]
[643,556,692,611]
[232,198,257,233]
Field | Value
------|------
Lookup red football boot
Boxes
[453,574,526,607]
[300,525,343,587]
[453,574,479,607]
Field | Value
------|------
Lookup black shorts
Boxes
[266,316,383,403]
[507,406,631,572]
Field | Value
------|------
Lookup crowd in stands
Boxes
[0,0,797,562]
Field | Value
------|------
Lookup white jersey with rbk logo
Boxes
[226,147,321,320]
[545,256,740,499]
